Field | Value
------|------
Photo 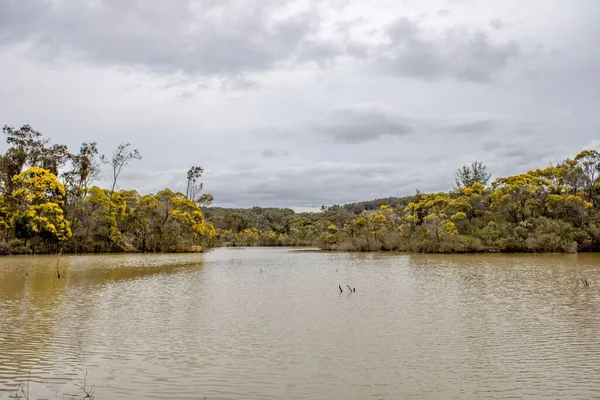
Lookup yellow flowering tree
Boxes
[170,194,217,249]
[11,167,71,247]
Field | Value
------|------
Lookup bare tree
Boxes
[101,143,141,196]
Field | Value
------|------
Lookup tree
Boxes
[11,167,71,248]
[197,193,214,207]
[490,174,551,223]
[455,161,491,189]
[101,143,141,196]
[574,150,600,205]
[64,142,100,199]
[185,165,204,201]
[38,144,70,176]
[2,124,48,173]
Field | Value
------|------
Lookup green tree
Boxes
[455,161,491,189]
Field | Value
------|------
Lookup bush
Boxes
[525,217,576,253]
[8,238,24,248]
[0,241,10,255]
[5,238,30,254]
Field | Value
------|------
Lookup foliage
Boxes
[0,125,216,254]
[2,123,600,255]
[11,167,71,246]
[455,161,491,189]
[185,165,204,202]
[203,153,600,254]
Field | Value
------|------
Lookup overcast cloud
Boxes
[1,0,599,209]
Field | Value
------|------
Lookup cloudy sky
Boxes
[1,0,599,210]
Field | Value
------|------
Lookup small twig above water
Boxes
[9,369,31,400]
[581,278,590,287]
[339,284,343,294]
[75,370,95,399]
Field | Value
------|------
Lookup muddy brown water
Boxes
[1,248,599,399]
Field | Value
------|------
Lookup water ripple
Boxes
[1,250,599,399]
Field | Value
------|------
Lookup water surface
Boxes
[1,248,600,399]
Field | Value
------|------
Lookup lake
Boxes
[1,248,599,399]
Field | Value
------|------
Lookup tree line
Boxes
[2,123,600,255]
[208,153,600,253]
[0,124,216,254]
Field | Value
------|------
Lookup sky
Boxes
[1,0,599,211]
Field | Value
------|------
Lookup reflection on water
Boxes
[1,249,600,399]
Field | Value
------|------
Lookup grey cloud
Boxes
[202,162,426,207]
[0,1,521,86]
[220,76,260,92]
[1,0,597,209]
[178,82,210,98]
[443,119,497,134]
[261,149,278,158]
[260,149,290,158]
[377,18,519,82]
[315,104,498,143]
[482,140,502,151]
[106,167,184,193]
[584,140,600,151]
[490,19,505,30]
[0,0,338,80]
[315,103,414,144]
[478,137,567,178]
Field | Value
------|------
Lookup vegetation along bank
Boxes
[1,124,600,254]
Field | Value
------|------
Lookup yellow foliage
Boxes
[11,167,71,242]
[450,212,467,221]
[0,195,10,231]
[443,221,458,236]
[353,217,367,227]
[12,167,66,206]
[379,204,393,213]
[372,214,386,224]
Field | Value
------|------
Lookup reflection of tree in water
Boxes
[0,254,205,397]
[0,256,71,394]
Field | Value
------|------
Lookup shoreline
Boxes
[0,245,595,257]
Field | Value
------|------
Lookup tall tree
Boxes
[2,124,48,173]
[574,150,600,205]
[455,161,491,189]
[101,143,141,196]
[64,142,100,199]
[2,125,71,183]
[185,165,204,201]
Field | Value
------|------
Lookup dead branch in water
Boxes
[9,369,31,400]
[581,278,589,287]
[10,368,95,400]
[75,369,95,399]
[56,247,63,279]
